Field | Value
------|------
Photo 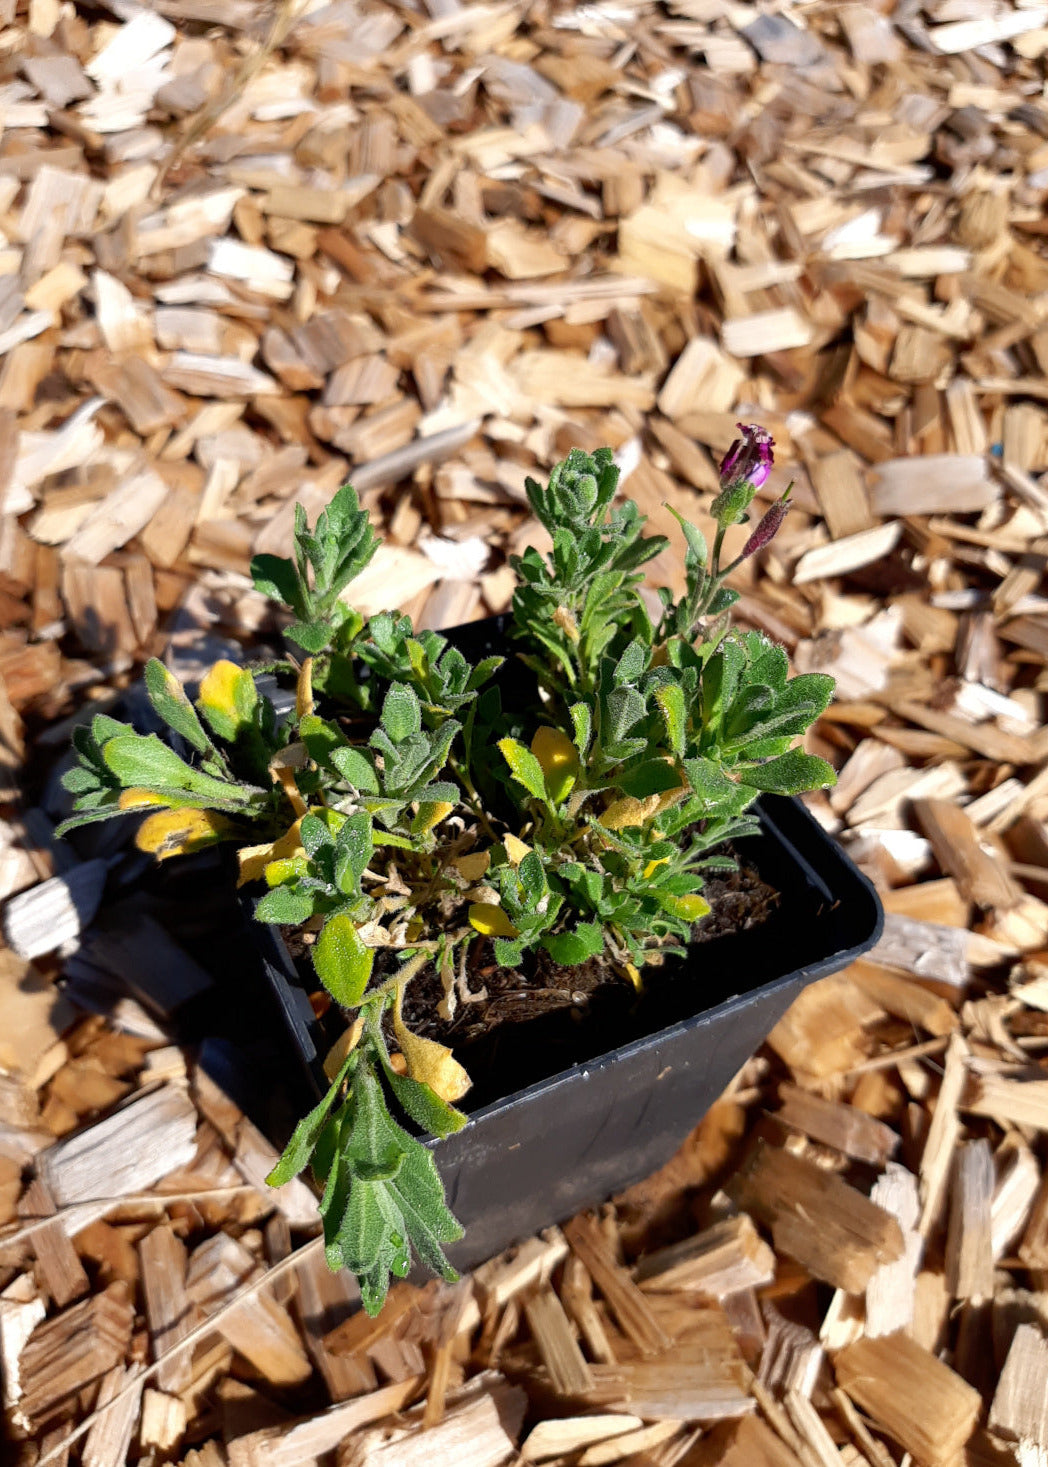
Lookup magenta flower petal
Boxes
[719,423,774,492]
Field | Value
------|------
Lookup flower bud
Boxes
[709,479,756,529]
[740,485,793,560]
[719,423,774,492]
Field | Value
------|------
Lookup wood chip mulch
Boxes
[2,0,1048,1461]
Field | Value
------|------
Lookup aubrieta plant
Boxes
[59,425,835,1314]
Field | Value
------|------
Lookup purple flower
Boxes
[719,423,774,492]
[740,485,792,560]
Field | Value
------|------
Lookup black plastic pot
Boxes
[249,617,883,1271]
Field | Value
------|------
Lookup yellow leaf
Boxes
[237,818,304,887]
[296,657,314,721]
[468,902,520,939]
[531,726,579,804]
[393,984,471,1103]
[136,808,232,861]
[654,783,688,815]
[662,893,711,922]
[264,856,309,887]
[503,834,531,867]
[118,788,169,810]
[599,794,661,831]
[623,962,643,993]
[412,800,453,834]
[453,850,490,882]
[643,855,670,879]
[322,1015,365,1082]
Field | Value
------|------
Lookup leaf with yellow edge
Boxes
[468,902,519,939]
[503,834,531,867]
[453,850,490,882]
[392,984,471,1103]
[599,794,661,831]
[659,892,711,922]
[198,660,258,742]
[237,818,304,888]
[119,788,171,810]
[530,726,579,805]
[136,808,233,861]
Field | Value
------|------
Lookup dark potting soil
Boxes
[282,860,779,1111]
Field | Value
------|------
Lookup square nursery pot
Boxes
[247,616,884,1273]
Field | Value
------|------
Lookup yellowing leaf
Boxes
[136,808,232,861]
[503,834,531,867]
[237,818,304,887]
[453,850,490,882]
[198,660,257,742]
[264,855,309,887]
[624,962,643,993]
[654,783,688,815]
[643,855,670,879]
[393,984,471,1103]
[118,788,169,810]
[599,794,661,830]
[530,726,579,805]
[661,893,711,922]
[295,657,314,721]
[322,1015,364,1082]
[411,800,453,834]
[468,902,520,939]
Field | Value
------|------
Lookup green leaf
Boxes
[313,912,374,1007]
[570,702,592,757]
[102,732,253,807]
[517,851,547,905]
[654,684,686,757]
[381,685,422,743]
[287,621,334,654]
[493,937,524,968]
[265,1053,355,1187]
[542,923,603,966]
[144,660,213,755]
[255,884,316,925]
[683,757,758,819]
[251,553,301,611]
[300,812,335,857]
[666,504,708,569]
[329,745,380,793]
[615,758,683,799]
[347,1070,406,1182]
[497,738,547,802]
[741,749,837,796]
[384,1068,467,1139]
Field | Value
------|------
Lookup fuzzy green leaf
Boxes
[255,884,316,925]
[741,749,837,795]
[381,685,422,743]
[497,738,547,802]
[265,1054,355,1187]
[329,745,380,793]
[144,660,213,755]
[543,923,603,966]
[313,912,374,1008]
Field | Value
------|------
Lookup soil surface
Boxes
[283,860,780,1110]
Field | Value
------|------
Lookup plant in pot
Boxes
[58,427,879,1315]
